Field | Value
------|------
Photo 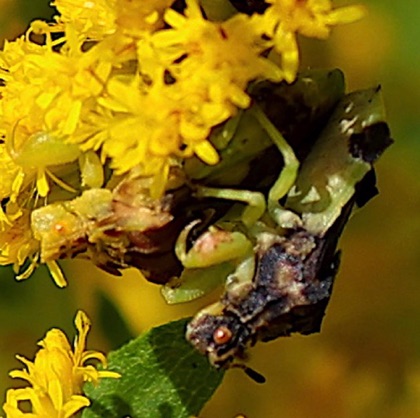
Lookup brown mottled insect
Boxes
[186,204,350,371]
[184,86,392,375]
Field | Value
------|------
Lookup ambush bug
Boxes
[172,77,392,373]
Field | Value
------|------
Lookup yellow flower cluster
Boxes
[0,0,364,281]
[2,311,120,418]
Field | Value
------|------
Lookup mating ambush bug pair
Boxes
[32,69,392,373]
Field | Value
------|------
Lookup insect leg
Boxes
[194,186,266,228]
[251,105,301,229]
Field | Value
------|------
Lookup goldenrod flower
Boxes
[87,0,283,194]
[53,0,173,39]
[263,0,366,81]
[2,311,120,418]
[76,74,221,197]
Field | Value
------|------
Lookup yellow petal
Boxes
[194,141,219,165]
[62,395,91,418]
[326,5,367,25]
[36,169,50,197]
[46,260,67,287]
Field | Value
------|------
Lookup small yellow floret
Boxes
[52,0,117,39]
[263,0,366,81]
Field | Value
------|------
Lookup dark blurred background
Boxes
[0,1,419,417]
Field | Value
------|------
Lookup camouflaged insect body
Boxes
[186,81,393,368]
[186,207,349,368]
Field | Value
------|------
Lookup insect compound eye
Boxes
[213,326,233,346]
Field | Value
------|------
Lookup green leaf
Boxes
[82,318,224,418]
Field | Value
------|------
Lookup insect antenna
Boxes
[232,363,266,384]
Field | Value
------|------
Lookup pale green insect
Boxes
[7,128,103,197]
[162,102,300,304]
